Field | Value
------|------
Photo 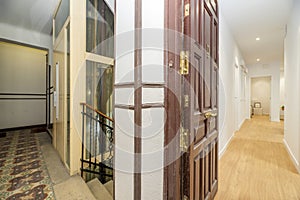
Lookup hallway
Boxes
[0,129,97,200]
[215,116,300,199]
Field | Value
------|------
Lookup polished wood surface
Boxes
[80,103,114,122]
[215,116,300,200]
[184,0,219,199]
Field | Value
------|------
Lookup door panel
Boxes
[183,0,219,200]
[53,31,66,162]
[165,0,218,199]
[203,4,213,112]
[190,0,202,45]
[212,20,218,64]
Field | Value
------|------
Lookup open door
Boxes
[165,0,219,199]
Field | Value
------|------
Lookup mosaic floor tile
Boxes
[0,130,56,200]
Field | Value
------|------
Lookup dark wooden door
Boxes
[164,0,218,199]
[181,0,219,199]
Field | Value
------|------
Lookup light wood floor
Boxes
[215,116,300,200]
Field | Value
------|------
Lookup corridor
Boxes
[215,116,300,199]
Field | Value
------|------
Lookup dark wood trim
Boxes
[0,124,47,132]
[115,82,165,89]
[0,98,46,100]
[115,104,135,110]
[115,103,164,110]
[134,0,142,199]
[113,1,117,199]
[163,1,169,199]
[0,38,48,52]
[0,93,46,96]
[114,82,135,88]
[142,103,164,109]
[164,0,183,199]
[141,83,165,88]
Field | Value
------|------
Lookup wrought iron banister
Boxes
[80,103,114,184]
[80,102,114,122]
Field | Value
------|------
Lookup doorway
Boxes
[164,0,219,199]
[251,76,271,118]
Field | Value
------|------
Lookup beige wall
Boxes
[251,76,271,115]
[0,41,47,129]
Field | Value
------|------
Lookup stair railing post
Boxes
[81,105,85,177]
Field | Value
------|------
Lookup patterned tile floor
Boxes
[0,129,55,200]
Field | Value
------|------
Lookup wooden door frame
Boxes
[164,0,183,199]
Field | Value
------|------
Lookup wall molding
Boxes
[219,132,234,159]
[283,139,300,173]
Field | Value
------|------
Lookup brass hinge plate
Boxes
[180,51,189,75]
[180,127,189,152]
[184,95,189,108]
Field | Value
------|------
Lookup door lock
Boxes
[205,112,217,119]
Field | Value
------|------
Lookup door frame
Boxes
[250,75,272,118]
[53,17,71,169]
[164,0,183,199]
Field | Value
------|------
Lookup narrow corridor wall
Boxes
[218,10,248,157]
[284,0,300,173]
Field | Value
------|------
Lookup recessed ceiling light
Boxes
[256,37,260,41]
[256,58,260,62]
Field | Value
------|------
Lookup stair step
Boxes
[87,178,113,200]
[104,180,113,196]
[54,175,96,200]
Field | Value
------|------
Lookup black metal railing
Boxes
[80,103,114,184]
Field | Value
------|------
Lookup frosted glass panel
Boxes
[55,0,69,38]
[86,0,114,58]
[86,60,114,119]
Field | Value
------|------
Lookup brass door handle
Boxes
[205,112,217,119]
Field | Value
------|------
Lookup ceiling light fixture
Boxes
[256,37,260,41]
[256,58,260,62]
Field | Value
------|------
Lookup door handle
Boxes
[205,112,217,119]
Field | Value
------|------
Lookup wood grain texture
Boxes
[215,116,300,200]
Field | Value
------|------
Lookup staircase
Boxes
[87,179,113,200]
[80,103,114,199]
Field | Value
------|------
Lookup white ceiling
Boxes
[219,0,294,66]
[0,0,293,67]
[0,0,59,34]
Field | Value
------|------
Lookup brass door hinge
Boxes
[184,95,189,108]
[180,127,189,152]
[180,51,189,75]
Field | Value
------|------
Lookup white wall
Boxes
[0,42,47,129]
[280,70,285,118]
[284,0,300,172]
[0,23,52,49]
[251,76,271,115]
[247,62,280,122]
[219,10,248,156]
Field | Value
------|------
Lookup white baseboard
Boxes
[238,119,245,130]
[219,133,234,159]
[283,139,300,173]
